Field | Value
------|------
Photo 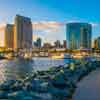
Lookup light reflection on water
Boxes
[0,57,70,83]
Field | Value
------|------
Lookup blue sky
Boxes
[0,0,100,44]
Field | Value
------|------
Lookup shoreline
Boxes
[71,67,97,100]
[0,59,99,99]
[72,68,100,100]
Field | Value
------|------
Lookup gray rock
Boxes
[8,91,25,100]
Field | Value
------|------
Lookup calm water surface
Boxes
[0,57,70,83]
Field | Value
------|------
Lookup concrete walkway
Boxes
[73,69,100,100]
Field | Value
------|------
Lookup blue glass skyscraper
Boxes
[66,23,92,50]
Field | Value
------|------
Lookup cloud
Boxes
[32,34,38,41]
[43,28,62,33]
[0,23,6,31]
[32,21,65,44]
[90,22,100,27]
[32,21,64,30]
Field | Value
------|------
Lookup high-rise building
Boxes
[63,40,67,48]
[67,23,92,49]
[34,38,42,48]
[43,42,52,49]
[4,24,14,48]
[94,37,100,49]
[14,15,32,49]
[97,37,100,49]
[54,40,61,48]
[36,38,42,48]
[94,39,98,49]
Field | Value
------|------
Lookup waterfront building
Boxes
[63,40,67,48]
[4,24,14,49]
[36,38,42,48]
[94,37,100,49]
[33,37,42,48]
[54,40,61,48]
[97,37,100,49]
[34,41,38,48]
[66,23,92,50]
[94,39,98,49]
[14,15,32,49]
[43,42,52,49]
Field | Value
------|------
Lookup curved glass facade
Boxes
[66,23,92,50]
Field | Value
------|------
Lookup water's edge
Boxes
[0,60,99,100]
[71,69,96,100]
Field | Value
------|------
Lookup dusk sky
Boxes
[0,0,100,45]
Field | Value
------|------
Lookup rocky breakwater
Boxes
[0,60,100,100]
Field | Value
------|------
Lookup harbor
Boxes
[0,56,99,99]
[0,1,100,99]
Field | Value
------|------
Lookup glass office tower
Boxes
[66,23,92,50]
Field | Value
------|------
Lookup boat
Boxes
[72,53,84,59]
[50,53,71,59]
[0,55,6,60]
[4,53,15,60]
[17,51,33,61]
[23,52,33,60]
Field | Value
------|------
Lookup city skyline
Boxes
[0,0,100,46]
[0,15,99,47]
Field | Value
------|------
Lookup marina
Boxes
[0,1,100,99]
